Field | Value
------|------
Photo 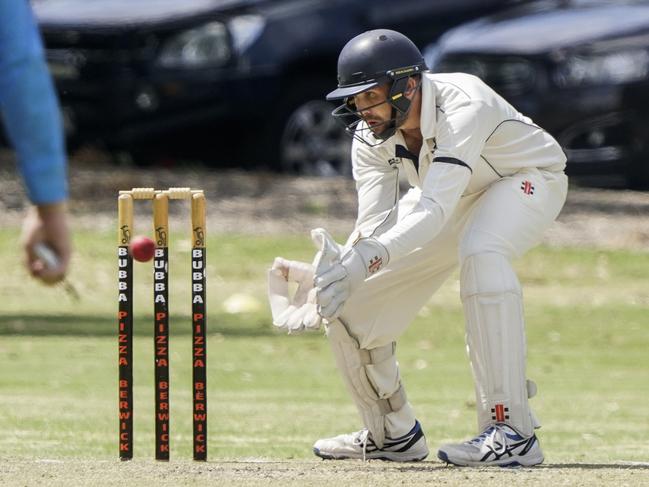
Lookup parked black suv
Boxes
[425,0,649,187]
[34,0,526,175]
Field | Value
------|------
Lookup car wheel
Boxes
[278,99,352,177]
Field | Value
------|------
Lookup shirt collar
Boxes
[419,73,437,140]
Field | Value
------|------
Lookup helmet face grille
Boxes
[329,76,423,148]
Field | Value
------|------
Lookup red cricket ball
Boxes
[129,235,156,262]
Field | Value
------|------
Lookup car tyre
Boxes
[262,78,353,177]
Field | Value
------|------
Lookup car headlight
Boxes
[554,49,649,88]
[228,14,265,54]
[157,22,231,69]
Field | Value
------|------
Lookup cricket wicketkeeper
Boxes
[269,29,567,466]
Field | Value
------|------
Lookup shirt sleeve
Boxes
[376,162,471,261]
[349,138,400,243]
[375,101,491,261]
[0,1,68,204]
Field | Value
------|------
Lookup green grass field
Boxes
[0,228,648,485]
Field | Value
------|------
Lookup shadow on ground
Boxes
[0,313,275,337]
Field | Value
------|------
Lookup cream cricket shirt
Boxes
[350,72,567,261]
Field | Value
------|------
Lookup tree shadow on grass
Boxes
[0,313,279,337]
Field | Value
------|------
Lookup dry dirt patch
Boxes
[1,458,648,486]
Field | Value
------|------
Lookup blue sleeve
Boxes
[0,0,68,204]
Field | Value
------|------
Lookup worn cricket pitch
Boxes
[2,458,649,486]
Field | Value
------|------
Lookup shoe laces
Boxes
[467,426,494,446]
[352,429,370,462]
[484,426,507,455]
[467,425,507,454]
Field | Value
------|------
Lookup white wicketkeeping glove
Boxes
[267,257,321,334]
[312,228,389,321]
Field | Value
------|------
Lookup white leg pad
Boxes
[326,319,412,448]
[460,252,536,437]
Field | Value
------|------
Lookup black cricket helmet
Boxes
[327,29,426,145]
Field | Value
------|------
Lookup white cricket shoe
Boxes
[313,420,429,462]
[437,423,543,467]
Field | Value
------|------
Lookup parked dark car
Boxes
[32,0,527,175]
[425,0,649,188]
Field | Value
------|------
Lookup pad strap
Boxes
[359,345,408,414]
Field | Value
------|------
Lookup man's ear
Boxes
[404,76,419,99]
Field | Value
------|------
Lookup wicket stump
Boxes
[117,187,207,461]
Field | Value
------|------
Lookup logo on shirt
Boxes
[520,180,535,195]
[368,256,383,274]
